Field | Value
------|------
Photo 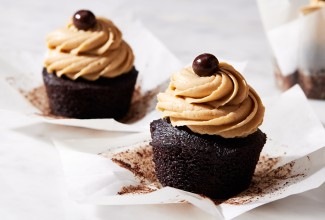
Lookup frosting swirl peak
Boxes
[157,62,265,138]
[44,17,134,81]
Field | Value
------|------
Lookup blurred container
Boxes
[257,0,325,99]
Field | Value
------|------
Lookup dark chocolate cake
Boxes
[274,61,325,99]
[42,67,138,119]
[298,70,325,99]
[150,118,267,199]
[43,10,138,119]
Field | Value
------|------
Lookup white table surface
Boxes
[0,0,324,219]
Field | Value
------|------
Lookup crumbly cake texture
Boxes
[298,70,325,99]
[42,67,138,119]
[274,62,325,99]
[150,118,267,199]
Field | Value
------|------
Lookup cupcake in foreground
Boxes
[43,10,138,119]
[150,53,266,199]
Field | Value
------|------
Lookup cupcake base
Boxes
[150,118,267,199]
[42,67,138,119]
[274,61,325,99]
[298,70,325,99]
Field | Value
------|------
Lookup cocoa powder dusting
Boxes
[104,143,160,195]
[118,185,156,195]
[111,144,158,185]
[24,86,51,116]
[24,86,66,118]
[219,156,305,205]
[19,82,158,122]
[108,144,306,205]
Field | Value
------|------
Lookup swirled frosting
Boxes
[301,0,325,15]
[44,17,134,81]
[157,62,265,138]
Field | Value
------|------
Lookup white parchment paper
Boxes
[257,0,325,76]
[53,86,325,219]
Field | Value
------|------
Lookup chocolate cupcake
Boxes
[43,10,138,119]
[150,54,266,199]
[274,1,325,99]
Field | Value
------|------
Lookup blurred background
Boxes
[1,1,324,220]
[0,0,275,95]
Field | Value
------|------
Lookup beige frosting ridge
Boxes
[157,62,265,138]
[44,17,134,81]
[301,0,325,15]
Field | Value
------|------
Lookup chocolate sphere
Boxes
[73,10,97,30]
[192,53,219,77]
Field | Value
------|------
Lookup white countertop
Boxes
[0,0,324,219]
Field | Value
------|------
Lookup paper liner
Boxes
[53,86,325,219]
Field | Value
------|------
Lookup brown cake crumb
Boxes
[106,143,307,205]
[274,60,325,99]
[118,184,156,195]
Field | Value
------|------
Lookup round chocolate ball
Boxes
[192,53,219,77]
[73,10,97,30]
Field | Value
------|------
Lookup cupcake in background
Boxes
[298,0,325,99]
[301,0,325,14]
[258,0,325,99]
[43,10,138,119]
[150,53,266,199]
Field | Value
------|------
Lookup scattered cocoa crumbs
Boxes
[6,77,49,115]
[12,79,159,122]
[224,159,305,205]
[24,86,50,116]
[100,142,160,195]
[254,155,280,177]
[110,143,159,185]
[23,85,66,118]
[106,143,307,205]
[118,184,156,195]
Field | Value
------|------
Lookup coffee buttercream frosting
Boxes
[157,62,265,138]
[44,17,134,81]
[301,0,325,15]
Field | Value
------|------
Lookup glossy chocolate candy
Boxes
[73,10,97,30]
[192,53,219,77]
